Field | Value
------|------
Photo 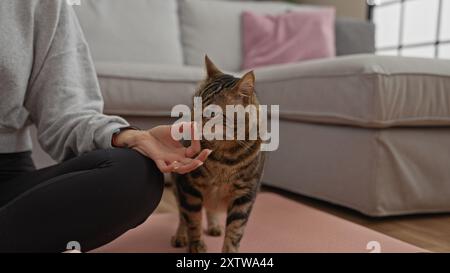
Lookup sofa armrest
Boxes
[336,17,375,56]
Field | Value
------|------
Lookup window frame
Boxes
[368,0,450,58]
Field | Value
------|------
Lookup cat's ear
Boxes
[205,55,223,78]
[237,71,255,95]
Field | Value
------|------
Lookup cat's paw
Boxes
[171,234,188,248]
[205,226,222,237]
[188,240,207,253]
[222,244,239,253]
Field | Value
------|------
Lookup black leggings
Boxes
[0,148,164,253]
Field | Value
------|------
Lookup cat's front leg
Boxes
[223,188,257,253]
[176,184,207,253]
[171,184,188,248]
[171,206,191,248]
[172,176,206,253]
[173,175,207,253]
[185,209,207,253]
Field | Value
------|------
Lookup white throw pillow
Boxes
[179,0,317,72]
[74,0,184,65]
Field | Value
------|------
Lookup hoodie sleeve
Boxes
[24,0,129,162]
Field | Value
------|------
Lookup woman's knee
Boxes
[107,148,164,222]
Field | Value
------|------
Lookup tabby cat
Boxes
[171,56,266,253]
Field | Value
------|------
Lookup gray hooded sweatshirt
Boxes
[0,0,129,162]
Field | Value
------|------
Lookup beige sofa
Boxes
[31,0,450,217]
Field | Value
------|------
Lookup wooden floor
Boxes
[156,185,450,252]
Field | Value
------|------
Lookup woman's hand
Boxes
[113,122,212,174]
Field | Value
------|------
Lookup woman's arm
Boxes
[25,1,127,162]
[24,1,211,172]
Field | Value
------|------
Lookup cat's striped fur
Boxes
[171,56,265,253]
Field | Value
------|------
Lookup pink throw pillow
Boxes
[242,8,336,70]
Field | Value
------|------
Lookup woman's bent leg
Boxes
[0,149,164,253]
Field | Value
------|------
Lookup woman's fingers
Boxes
[156,152,210,174]
[156,158,196,174]
[196,149,212,162]
[168,123,187,148]
[174,159,203,174]
[157,148,210,174]
[155,159,174,173]
[185,122,201,157]
[169,160,182,170]
[145,121,212,174]
[185,140,201,158]
[155,156,203,174]
[173,148,211,174]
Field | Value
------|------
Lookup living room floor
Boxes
[155,184,450,253]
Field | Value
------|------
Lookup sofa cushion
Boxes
[97,55,450,128]
[179,0,317,72]
[255,54,450,128]
[95,63,203,116]
[335,18,375,56]
[74,0,183,64]
[242,8,336,69]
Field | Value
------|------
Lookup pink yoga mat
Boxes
[93,193,424,253]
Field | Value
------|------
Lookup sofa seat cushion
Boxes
[255,54,450,128]
[97,55,450,128]
[96,63,203,116]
